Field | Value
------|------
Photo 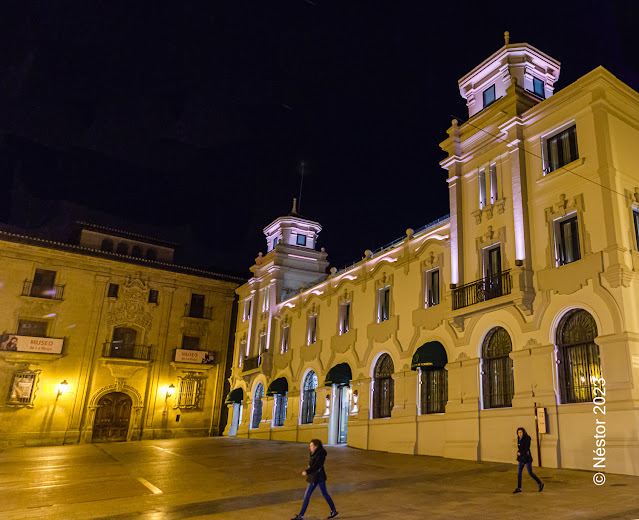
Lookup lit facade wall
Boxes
[0,236,240,447]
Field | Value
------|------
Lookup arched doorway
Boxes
[324,363,352,444]
[92,392,132,442]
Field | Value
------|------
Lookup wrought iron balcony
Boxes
[452,270,512,310]
[242,355,262,372]
[22,280,65,300]
[184,303,213,319]
[102,342,152,361]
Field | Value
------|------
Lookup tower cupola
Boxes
[459,32,561,118]
[263,198,322,252]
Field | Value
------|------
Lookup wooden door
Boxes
[92,392,132,442]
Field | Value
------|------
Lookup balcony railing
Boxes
[102,342,152,361]
[242,355,262,372]
[22,280,65,300]
[184,304,213,320]
[452,270,512,310]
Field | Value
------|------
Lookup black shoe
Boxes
[539,482,544,492]
[328,512,339,519]
[513,488,522,493]
[291,516,303,520]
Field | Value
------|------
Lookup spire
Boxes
[504,31,510,45]
[291,197,297,214]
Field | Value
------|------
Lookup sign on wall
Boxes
[537,407,548,434]
[175,348,214,364]
[0,335,63,354]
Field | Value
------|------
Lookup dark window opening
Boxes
[108,283,119,298]
[373,354,394,418]
[546,125,578,173]
[481,327,514,409]
[116,242,129,255]
[533,77,545,98]
[296,234,307,246]
[557,216,581,266]
[17,319,48,337]
[189,294,205,318]
[483,85,496,107]
[182,335,200,350]
[301,371,318,424]
[146,248,157,261]
[148,289,159,304]
[101,239,114,252]
[30,269,56,298]
[131,246,142,258]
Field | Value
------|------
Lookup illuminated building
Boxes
[0,220,242,446]
[225,34,639,476]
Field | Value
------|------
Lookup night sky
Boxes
[0,3,638,275]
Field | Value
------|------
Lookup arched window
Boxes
[100,239,114,252]
[481,327,514,409]
[131,246,142,257]
[146,248,157,261]
[373,354,394,418]
[116,242,129,255]
[251,383,264,429]
[556,309,601,403]
[300,371,318,424]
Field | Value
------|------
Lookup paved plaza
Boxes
[0,437,637,520]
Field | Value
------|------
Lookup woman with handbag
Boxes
[291,439,338,519]
[513,427,544,493]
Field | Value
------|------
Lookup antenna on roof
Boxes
[297,160,307,214]
[504,31,510,45]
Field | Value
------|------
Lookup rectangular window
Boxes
[296,234,307,246]
[425,270,440,307]
[17,319,48,337]
[107,283,119,298]
[273,237,278,248]
[31,269,57,298]
[281,326,290,354]
[545,125,578,173]
[634,210,639,250]
[340,302,350,335]
[189,294,205,318]
[533,77,545,98]
[182,335,200,350]
[176,377,202,408]
[557,216,581,266]
[273,394,287,427]
[7,370,37,405]
[258,333,267,354]
[261,286,270,313]
[478,169,487,209]
[148,289,159,304]
[378,287,390,322]
[307,315,317,345]
[486,246,501,278]
[239,339,247,366]
[489,164,498,204]
[483,85,496,107]
[243,299,252,322]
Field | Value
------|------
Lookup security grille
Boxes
[556,310,601,403]
[420,368,447,414]
[176,376,202,409]
[373,354,394,418]
[481,327,514,409]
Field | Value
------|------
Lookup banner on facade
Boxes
[0,335,63,354]
[175,348,214,364]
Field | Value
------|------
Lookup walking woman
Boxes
[513,427,544,493]
[292,439,338,519]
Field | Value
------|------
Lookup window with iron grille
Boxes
[301,371,318,424]
[251,383,264,429]
[7,370,38,406]
[420,368,447,414]
[556,309,601,404]
[176,376,203,409]
[481,327,514,409]
[372,354,394,418]
[273,394,287,427]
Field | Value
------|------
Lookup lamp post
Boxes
[56,380,70,399]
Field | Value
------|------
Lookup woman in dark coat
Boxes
[292,439,338,519]
[513,427,544,493]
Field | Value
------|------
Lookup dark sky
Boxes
[0,2,638,274]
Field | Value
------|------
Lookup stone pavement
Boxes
[0,437,637,520]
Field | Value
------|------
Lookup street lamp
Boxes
[56,380,70,398]
[166,384,176,399]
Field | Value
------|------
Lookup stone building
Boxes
[0,220,243,446]
[224,36,639,477]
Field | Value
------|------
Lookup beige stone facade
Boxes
[0,229,241,447]
[225,40,639,477]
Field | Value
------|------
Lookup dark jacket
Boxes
[305,447,328,484]
[517,434,533,464]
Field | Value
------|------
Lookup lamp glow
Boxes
[166,384,176,398]
[57,380,70,397]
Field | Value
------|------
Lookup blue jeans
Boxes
[518,461,542,488]
[299,481,336,516]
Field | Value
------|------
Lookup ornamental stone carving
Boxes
[106,276,153,332]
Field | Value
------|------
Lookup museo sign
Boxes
[0,335,63,354]
[175,348,214,364]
